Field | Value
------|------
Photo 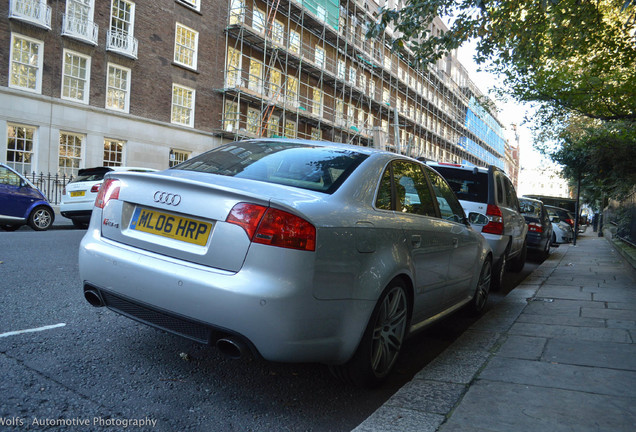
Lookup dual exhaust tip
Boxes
[83,286,249,360]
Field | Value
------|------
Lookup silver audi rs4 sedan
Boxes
[79,139,492,387]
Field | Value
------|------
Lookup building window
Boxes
[174,23,198,69]
[224,101,239,132]
[248,58,263,93]
[171,84,195,127]
[229,0,244,25]
[61,49,91,104]
[6,124,35,174]
[311,127,322,141]
[348,66,356,85]
[106,63,131,112]
[267,115,280,137]
[335,100,344,125]
[347,104,354,126]
[226,47,242,87]
[109,0,136,56]
[337,59,345,80]
[63,0,98,45]
[284,119,296,138]
[383,54,391,70]
[9,33,44,94]
[359,74,366,91]
[169,149,190,167]
[268,68,281,99]
[247,108,260,134]
[312,88,323,117]
[177,0,200,11]
[316,5,326,22]
[314,45,325,67]
[59,132,84,177]
[286,76,298,106]
[289,30,300,54]
[252,8,265,33]
[272,20,284,45]
[103,139,124,166]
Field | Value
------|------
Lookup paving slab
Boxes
[480,356,636,397]
[495,335,547,360]
[543,338,636,370]
[439,381,636,432]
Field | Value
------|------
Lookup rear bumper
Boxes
[79,228,373,364]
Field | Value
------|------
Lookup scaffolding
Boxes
[219,0,506,167]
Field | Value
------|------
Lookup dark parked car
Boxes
[0,163,54,231]
[545,205,576,229]
[519,197,552,260]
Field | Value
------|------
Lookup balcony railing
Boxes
[8,0,51,30]
[106,30,138,59]
[61,14,99,45]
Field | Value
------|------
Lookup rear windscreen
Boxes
[71,169,111,183]
[173,141,368,194]
[431,167,488,203]
[519,199,541,217]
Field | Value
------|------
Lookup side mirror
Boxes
[550,216,560,223]
[468,212,489,226]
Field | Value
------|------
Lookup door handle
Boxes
[411,235,421,248]
[452,238,459,248]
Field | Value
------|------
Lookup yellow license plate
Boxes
[129,207,212,246]
[70,191,85,197]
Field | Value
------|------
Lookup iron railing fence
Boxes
[605,188,636,246]
[24,172,74,205]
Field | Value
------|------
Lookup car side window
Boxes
[392,161,437,217]
[0,167,21,186]
[504,177,520,211]
[375,166,393,210]
[425,167,466,223]
[495,172,505,206]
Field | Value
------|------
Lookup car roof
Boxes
[520,197,543,205]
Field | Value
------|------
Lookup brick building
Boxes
[1,0,508,178]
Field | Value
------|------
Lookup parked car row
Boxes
[76,138,536,387]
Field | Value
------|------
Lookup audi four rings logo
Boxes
[154,191,182,206]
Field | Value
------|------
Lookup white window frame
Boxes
[224,101,239,132]
[103,138,125,166]
[9,33,44,94]
[6,124,37,174]
[286,75,299,107]
[252,8,265,33]
[226,47,243,87]
[348,66,356,85]
[174,23,198,70]
[169,148,190,167]
[337,59,345,80]
[248,58,263,93]
[289,30,300,54]
[314,45,325,67]
[171,83,196,128]
[267,115,280,137]
[311,127,322,141]
[106,63,131,112]
[58,131,84,177]
[177,0,200,12]
[110,0,135,37]
[284,119,297,138]
[247,107,260,134]
[272,20,284,45]
[229,0,245,25]
[61,49,91,104]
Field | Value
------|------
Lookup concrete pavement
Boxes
[354,231,636,432]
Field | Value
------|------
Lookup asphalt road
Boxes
[0,227,539,431]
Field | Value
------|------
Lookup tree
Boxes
[368,0,636,122]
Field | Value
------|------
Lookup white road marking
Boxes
[0,323,66,338]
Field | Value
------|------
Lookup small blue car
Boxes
[0,163,54,231]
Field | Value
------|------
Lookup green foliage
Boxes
[368,0,635,201]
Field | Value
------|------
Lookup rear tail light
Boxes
[226,202,316,251]
[94,179,120,209]
[482,204,504,235]
[565,218,574,227]
[91,184,101,193]
[528,222,543,233]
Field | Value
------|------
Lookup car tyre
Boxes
[491,250,507,292]
[540,237,551,261]
[467,257,492,316]
[330,280,409,388]
[509,240,527,273]
[28,206,53,231]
